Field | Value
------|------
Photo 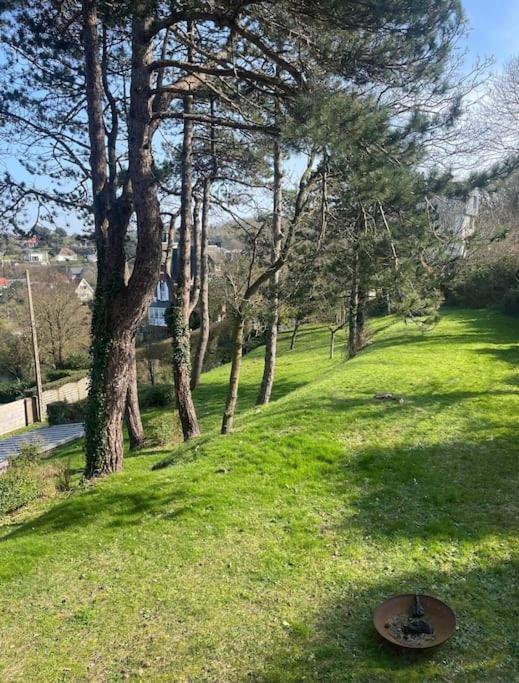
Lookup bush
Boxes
[446,256,519,309]
[46,369,71,382]
[138,384,175,409]
[62,352,90,370]
[0,381,29,404]
[145,413,181,447]
[47,400,87,426]
[0,442,47,516]
[502,287,519,316]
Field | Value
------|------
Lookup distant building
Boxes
[147,233,228,329]
[148,277,170,328]
[75,278,94,303]
[22,249,49,265]
[54,247,78,262]
[86,253,97,263]
[434,189,480,260]
[22,236,39,249]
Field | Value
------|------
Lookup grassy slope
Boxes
[0,309,518,682]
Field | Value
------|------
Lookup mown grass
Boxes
[0,309,518,682]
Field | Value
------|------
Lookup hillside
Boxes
[0,309,517,682]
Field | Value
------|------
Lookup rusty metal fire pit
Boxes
[373,594,456,650]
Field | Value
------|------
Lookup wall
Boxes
[0,377,88,437]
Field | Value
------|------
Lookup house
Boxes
[0,278,9,289]
[86,253,97,263]
[54,246,78,262]
[75,277,94,303]
[22,236,39,248]
[22,249,49,264]
[147,277,170,328]
[148,300,170,328]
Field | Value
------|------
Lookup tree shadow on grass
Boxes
[330,435,518,545]
[247,558,518,682]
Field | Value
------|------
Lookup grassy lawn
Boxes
[0,308,517,682]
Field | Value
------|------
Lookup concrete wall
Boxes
[0,377,88,437]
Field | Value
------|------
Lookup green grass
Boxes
[0,309,518,682]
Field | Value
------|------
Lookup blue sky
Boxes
[463,0,519,66]
[3,2,518,233]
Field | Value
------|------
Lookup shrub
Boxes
[138,384,175,409]
[15,441,44,466]
[446,256,519,309]
[502,287,519,316]
[0,381,29,404]
[47,400,87,425]
[0,442,47,516]
[46,369,71,382]
[54,458,74,492]
[62,352,90,370]
[145,413,181,447]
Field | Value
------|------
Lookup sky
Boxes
[463,0,519,66]
[3,2,519,234]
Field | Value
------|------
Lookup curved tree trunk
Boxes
[221,311,245,435]
[125,344,144,450]
[289,319,301,351]
[257,132,283,405]
[191,179,210,391]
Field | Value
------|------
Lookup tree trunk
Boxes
[189,192,201,316]
[355,283,368,352]
[85,322,133,477]
[289,320,301,351]
[221,311,245,435]
[329,329,336,359]
[257,132,283,405]
[169,88,200,440]
[348,250,359,358]
[125,344,144,450]
[191,179,210,391]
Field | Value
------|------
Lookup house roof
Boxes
[75,278,94,292]
[58,247,78,256]
[0,278,9,287]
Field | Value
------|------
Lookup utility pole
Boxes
[26,269,44,422]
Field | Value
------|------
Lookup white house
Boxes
[54,247,78,262]
[75,277,94,303]
[148,278,170,328]
[22,249,49,265]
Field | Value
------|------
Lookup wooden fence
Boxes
[0,377,88,437]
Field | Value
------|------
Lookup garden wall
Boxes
[0,377,88,437]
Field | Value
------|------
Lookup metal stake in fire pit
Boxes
[373,594,456,650]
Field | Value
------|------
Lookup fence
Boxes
[0,377,88,437]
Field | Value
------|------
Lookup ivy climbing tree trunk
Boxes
[83,1,166,477]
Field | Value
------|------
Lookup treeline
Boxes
[0,1,494,477]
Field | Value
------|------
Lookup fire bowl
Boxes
[373,594,456,650]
